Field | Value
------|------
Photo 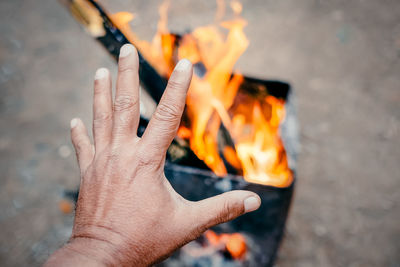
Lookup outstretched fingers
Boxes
[141,59,193,159]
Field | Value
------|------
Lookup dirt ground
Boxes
[0,0,399,266]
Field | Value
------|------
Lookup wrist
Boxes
[69,237,117,265]
[45,237,117,267]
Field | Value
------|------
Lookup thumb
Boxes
[191,190,261,231]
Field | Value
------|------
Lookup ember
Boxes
[205,230,247,259]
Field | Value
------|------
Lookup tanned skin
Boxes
[45,44,261,267]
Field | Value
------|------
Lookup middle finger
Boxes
[112,44,140,144]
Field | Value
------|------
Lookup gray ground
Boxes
[0,0,399,266]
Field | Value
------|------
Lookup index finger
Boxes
[141,59,192,158]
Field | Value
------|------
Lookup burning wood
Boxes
[61,0,293,187]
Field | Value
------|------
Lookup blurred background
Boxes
[0,0,399,266]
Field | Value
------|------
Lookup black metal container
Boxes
[161,163,294,267]
[157,79,297,267]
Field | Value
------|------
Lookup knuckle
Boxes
[214,200,235,225]
[221,200,233,222]
[109,148,121,163]
[93,112,112,126]
[153,103,182,122]
[94,80,106,94]
[104,146,123,166]
[118,63,135,74]
[74,137,90,152]
[137,152,161,168]
[109,141,122,154]
[136,145,162,168]
[167,79,186,91]
[114,94,138,112]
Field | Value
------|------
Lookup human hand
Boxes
[46,44,261,266]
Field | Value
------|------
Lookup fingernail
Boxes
[174,59,191,71]
[70,118,78,129]
[95,68,108,80]
[120,44,134,58]
[244,196,261,213]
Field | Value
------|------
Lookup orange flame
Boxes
[111,0,293,187]
[204,230,247,259]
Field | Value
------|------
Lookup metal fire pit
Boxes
[162,164,295,267]
[139,79,298,267]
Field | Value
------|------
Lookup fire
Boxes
[205,230,247,259]
[111,0,293,187]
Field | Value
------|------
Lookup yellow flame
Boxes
[112,0,293,187]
